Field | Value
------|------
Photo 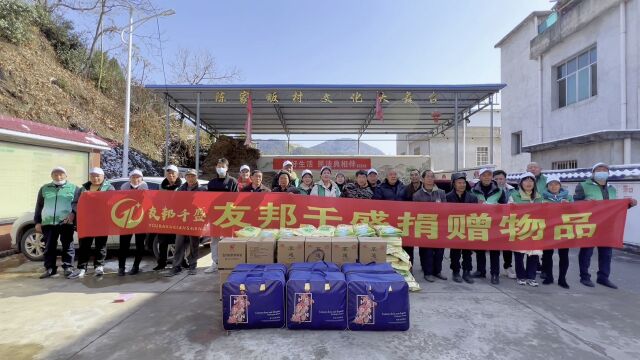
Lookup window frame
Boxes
[556,46,597,108]
[476,146,489,166]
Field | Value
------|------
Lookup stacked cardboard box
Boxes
[357,237,387,264]
[277,237,306,266]
[217,238,247,296]
[331,237,358,266]
[246,237,276,264]
[305,237,332,262]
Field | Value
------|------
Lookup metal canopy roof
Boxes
[145,84,505,137]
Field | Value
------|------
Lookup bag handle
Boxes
[303,269,330,292]
[239,272,266,292]
[366,283,391,303]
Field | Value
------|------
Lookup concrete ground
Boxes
[0,248,639,360]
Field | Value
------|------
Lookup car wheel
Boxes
[152,237,176,264]
[20,227,45,261]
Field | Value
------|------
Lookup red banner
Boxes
[273,158,371,171]
[77,191,630,250]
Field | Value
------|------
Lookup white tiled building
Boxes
[495,0,639,173]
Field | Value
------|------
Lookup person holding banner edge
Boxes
[154,165,183,272]
[541,174,573,289]
[575,162,637,289]
[118,169,149,276]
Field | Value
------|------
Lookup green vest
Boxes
[510,190,544,204]
[535,174,548,194]
[40,182,77,225]
[472,188,503,204]
[580,179,617,200]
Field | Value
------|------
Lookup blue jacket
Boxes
[373,179,406,201]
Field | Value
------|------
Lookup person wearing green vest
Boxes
[34,167,79,279]
[526,162,548,195]
[541,175,573,289]
[470,168,508,285]
[153,165,183,272]
[68,167,115,279]
[310,166,341,197]
[297,169,315,195]
[509,172,544,287]
[575,162,637,289]
[493,169,517,280]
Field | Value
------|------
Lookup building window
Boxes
[511,132,522,155]
[476,146,489,166]
[552,160,578,170]
[557,46,597,108]
[413,147,420,155]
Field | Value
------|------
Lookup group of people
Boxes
[35,158,636,290]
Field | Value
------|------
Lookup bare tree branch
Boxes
[169,48,240,85]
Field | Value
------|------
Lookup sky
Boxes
[69,0,554,154]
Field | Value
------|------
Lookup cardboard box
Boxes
[358,237,388,264]
[305,237,332,262]
[246,237,276,264]
[277,237,305,266]
[331,237,359,265]
[217,237,247,269]
[218,269,233,299]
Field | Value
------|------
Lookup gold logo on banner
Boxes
[111,198,145,229]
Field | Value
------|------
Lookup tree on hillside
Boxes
[169,48,240,85]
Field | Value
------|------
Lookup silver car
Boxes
[10,177,209,262]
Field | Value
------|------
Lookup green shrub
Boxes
[34,5,86,73]
[0,0,34,44]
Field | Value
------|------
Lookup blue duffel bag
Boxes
[232,263,287,276]
[346,272,410,331]
[286,270,347,330]
[341,262,395,275]
[222,270,286,330]
[288,261,340,277]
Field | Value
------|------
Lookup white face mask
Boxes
[53,180,67,186]
[216,167,228,177]
[593,171,609,182]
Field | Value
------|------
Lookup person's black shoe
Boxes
[188,268,197,275]
[181,259,189,268]
[558,279,570,289]
[490,274,499,285]
[542,278,554,285]
[540,272,547,280]
[580,278,595,287]
[597,278,618,289]
[118,268,126,276]
[471,271,486,278]
[452,273,462,283]
[462,271,475,284]
[39,268,56,279]
[128,266,140,275]
[434,273,447,281]
[153,264,166,271]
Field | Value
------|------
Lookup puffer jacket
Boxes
[542,188,573,203]
[373,179,406,201]
[342,182,374,199]
[310,180,341,197]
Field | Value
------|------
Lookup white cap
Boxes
[592,162,609,172]
[301,169,313,178]
[129,169,143,177]
[89,167,104,175]
[283,160,293,167]
[51,166,67,174]
[165,165,179,173]
[520,172,536,181]
[479,168,493,176]
[240,165,250,172]
[546,174,561,185]
[320,166,332,174]
[367,168,378,175]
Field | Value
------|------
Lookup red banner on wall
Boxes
[273,158,371,171]
[77,191,630,250]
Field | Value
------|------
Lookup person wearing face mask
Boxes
[297,169,315,195]
[238,165,252,190]
[310,166,341,197]
[152,165,184,272]
[493,170,516,280]
[118,169,149,276]
[67,167,114,279]
[34,167,79,279]
[205,158,239,274]
[574,162,637,289]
